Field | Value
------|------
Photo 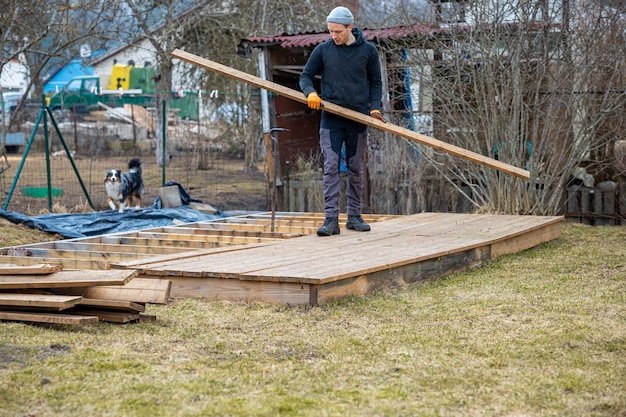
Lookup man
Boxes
[299,6,386,237]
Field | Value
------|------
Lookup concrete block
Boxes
[158,185,183,208]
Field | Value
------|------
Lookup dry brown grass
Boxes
[1,151,268,215]
[0,222,624,417]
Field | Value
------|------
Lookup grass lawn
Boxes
[0,221,624,416]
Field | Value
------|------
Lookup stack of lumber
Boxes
[123,104,155,132]
[0,263,171,325]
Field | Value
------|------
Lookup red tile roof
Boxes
[241,21,558,50]
[242,23,453,49]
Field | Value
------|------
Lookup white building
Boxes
[1,58,30,94]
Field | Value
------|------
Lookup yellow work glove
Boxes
[307,92,322,110]
[370,109,387,123]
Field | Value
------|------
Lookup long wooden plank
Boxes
[132,231,277,245]
[26,248,149,262]
[78,298,145,312]
[109,237,223,250]
[0,269,138,289]
[167,276,311,305]
[51,242,189,255]
[0,310,98,325]
[70,308,141,323]
[152,225,300,238]
[0,294,83,309]
[0,256,111,270]
[111,243,274,269]
[0,263,63,275]
[77,278,172,305]
[171,49,530,180]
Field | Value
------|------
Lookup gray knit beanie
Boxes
[326,6,354,25]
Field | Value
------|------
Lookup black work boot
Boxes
[317,217,340,236]
[346,215,371,232]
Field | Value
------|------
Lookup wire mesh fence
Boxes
[1,100,269,216]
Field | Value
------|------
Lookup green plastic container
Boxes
[21,186,64,198]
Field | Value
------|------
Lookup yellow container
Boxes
[108,65,132,90]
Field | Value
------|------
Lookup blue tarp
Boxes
[0,183,231,239]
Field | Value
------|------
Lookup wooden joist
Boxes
[0,255,111,270]
[25,247,150,262]
[110,236,223,250]
[0,263,63,275]
[132,231,276,246]
[163,224,303,239]
[52,242,190,256]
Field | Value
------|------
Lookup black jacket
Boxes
[299,27,383,130]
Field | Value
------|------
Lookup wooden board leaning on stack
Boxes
[0,263,171,325]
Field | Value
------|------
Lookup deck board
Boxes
[2,212,563,305]
[131,213,561,286]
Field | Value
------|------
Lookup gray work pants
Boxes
[319,127,367,218]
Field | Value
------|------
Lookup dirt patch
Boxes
[0,152,269,216]
[0,343,71,369]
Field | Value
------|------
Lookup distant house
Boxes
[88,38,156,77]
[1,58,30,94]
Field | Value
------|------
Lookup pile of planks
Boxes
[0,263,171,325]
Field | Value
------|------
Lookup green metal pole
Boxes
[162,99,166,186]
[46,106,95,210]
[43,95,53,212]
[2,108,44,210]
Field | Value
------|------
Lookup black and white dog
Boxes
[104,158,144,213]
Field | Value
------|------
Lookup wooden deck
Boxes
[1,212,563,305]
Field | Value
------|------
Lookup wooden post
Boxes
[171,49,530,180]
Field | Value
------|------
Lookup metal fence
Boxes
[1,100,268,216]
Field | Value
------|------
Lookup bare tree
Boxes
[0,0,128,149]
[164,0,329,171]
[368,0,626,216]
[122,0,178,166]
